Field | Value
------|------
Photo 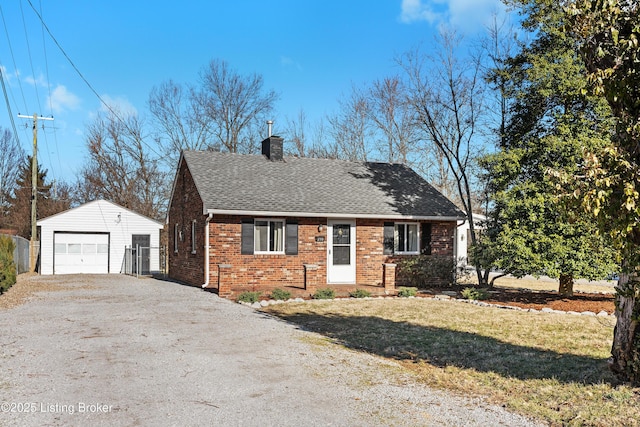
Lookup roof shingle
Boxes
[182,151,464,219]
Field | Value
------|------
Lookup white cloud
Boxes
[399,0,445,24]
[280,56,303,71]
[0,66,14,84]
[47,84,81,114]
[399,0,507,31]
[99,95,138,117]
[24,73,47,87]
[447,0,507,29]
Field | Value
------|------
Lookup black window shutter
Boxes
[241,219,254,255]
[421,223,432,255]
[285,220,298,255]
[383,222,394,255]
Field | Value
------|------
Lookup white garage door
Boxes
[54,233,109,274]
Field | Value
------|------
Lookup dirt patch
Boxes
[0,273,97,309]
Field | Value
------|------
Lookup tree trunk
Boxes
[482,268,492,289]
[558,274,574,297]
[475,265,487,287]
[610,273,640,385]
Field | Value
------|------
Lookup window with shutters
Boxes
[254,219,285,254]
[384,222,430,255]
[242,218,298,255]
[394,223,419,254]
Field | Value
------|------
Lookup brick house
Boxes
[168,136,464,298]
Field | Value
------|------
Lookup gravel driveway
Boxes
[0,275,542,426]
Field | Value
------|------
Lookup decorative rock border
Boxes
[239,294,614,317]
[451,296,612,317]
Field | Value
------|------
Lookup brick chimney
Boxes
[262,135,284,161]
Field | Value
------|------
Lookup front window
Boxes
[254,219,284,253]
[395,223,419,254]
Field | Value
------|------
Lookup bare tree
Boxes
[481,15,518,147]
[75,112,166,220]
[148,80,213,167]
[327,85,373,161]
[400,29,487,285]
[282,110,336,158]
[284,109,310,157]
[193,59,279,154]
[0,127,25,223]
[367,76,418,164]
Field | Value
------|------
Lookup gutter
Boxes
[204,208,465,222]
[202,213,213,288]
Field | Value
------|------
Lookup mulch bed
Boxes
[425,285,616,315]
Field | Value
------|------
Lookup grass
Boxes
[263,298,639,426]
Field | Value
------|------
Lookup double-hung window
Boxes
[254,219,285,253]
[191,220,197,254]
[394,223,420,254]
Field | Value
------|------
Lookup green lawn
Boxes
[264,298,639,426]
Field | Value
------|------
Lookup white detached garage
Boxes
[37,200,163,275]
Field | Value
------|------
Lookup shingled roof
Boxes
[180,150,465,220]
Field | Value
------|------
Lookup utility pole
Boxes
[18,113,54,272]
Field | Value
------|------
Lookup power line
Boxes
[0,4,29,112]
[19,0,57,183]
[24,0,167,166]
[19,0,43,111]
[37,0,61,182]
[0,67,21,146]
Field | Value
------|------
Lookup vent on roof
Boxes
[262,135,284,161]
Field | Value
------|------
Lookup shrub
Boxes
[270,288,291,301]
[313,288,335,300]
[0,236,16,294]
[397,286,418,297]
[237,291,261,304]
[396,255,456,288]
[461,287,489,301]
[349,289,371,298]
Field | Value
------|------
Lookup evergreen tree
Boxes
[478,0,618,295]
[5,157,70,239]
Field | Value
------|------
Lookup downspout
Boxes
[202,213,213,288]
[455,218,466,264]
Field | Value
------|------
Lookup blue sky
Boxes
[1,0,508,184]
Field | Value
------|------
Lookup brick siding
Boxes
[207,215,326,297]
[167,158,206,286]
[168,159,457,297]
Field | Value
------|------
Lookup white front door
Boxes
[327,219,356,283]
